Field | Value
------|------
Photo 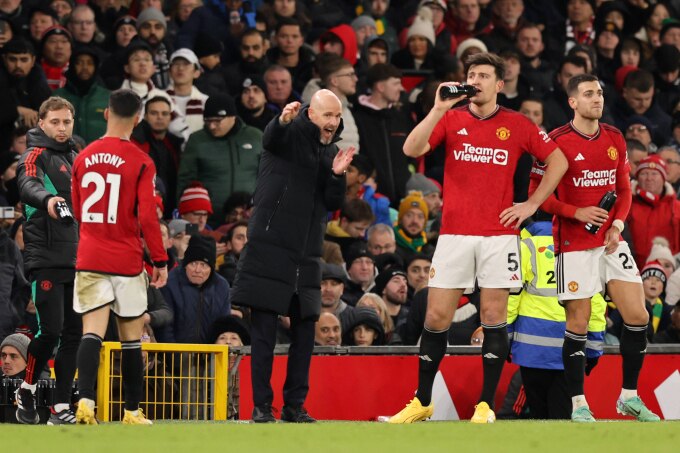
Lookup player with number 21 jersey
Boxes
[71,137,167,275]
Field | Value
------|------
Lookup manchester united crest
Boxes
[496,127,511,140]
[607,146,618,160]
[568,281,579,293]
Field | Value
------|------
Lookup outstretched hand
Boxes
[280,102,301,124]
[332,146,356,175]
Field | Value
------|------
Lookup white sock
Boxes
[620,388,638,400]
[53,403,69,412]
[572,395,588,410]
[126,409,139,416]
[20,382,37,392]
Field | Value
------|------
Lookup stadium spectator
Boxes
[0,333,29,378]
[120,41,171,102]
[542,55,587,132]
[353,63,413,204]
[624,115,656,153]
[15,97,81,425]
[445,0,492,44]
[515,23,554,98]
[177,93,263,227]
[394,191,434,261]
[371,266,409,330]
[660,18,680,51]
[27,7,57,45]
[0,0,29,36]
[0,152,19,206]
[627,155,680,269]
[319,263,353,330]
[613,69,672,146]
[634,2,671,47]
[168,219,191,261]
[131,95,182,217]
[405,253,431,296]
[319,24,358,67]
[405,173,442,235]
[653,304,680,343]
[519,97,544,129]
[657,146,680,193]
[325,199,374,259]
[342,154,390,226]
[66,5,104,56]
[40,26,72,90]
[0,38,51,148]
[653,44,680,115]
[98,16,137,89]
[217,191,253,234]
[50,0,72,20]
[355,35,390,94]
[481,0,527,53]
[192,33,228,97]
[367,223,397,257]
[230,91,353,423]
[456,36,488,64]
[159,235,231,344]
[391,7,439,71]
[314,312,342,346]
[645,237,676,281]
[342,306,385,346]
[498,48,532,112]
[212,315,250,347]
[53,46,110,144]
[0,17,11,47]
[166,48,208,143]
[264,64,300,113]
[216,220,248,286]
[223,28,270,96]
[136,8,172,89]
[626,139,648,177]
[237,75,275,132]
[551,0,596,56]
[361,0,399,54]
[594,21,621,85]
[177,184,215,237]
[0,224,27,341]
[356,292,399,344]
[266,17,314,93]
[319,55,360,152]
[343,241,377,306]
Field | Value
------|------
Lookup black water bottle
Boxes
[439,84,479,100]
[54,200,74,225]
[585,190,617,234]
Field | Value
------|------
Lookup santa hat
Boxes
[635,155,667,181]
[178,183,213,215]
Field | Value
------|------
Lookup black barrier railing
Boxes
[230,344,680,356]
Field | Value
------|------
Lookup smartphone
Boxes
[0,206,14,219]
[185,223,199,236]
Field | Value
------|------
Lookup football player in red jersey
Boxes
[389,53,568,424]
[70,89,168,425]
[530,74,660,422]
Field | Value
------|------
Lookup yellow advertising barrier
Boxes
[96,342,229,422]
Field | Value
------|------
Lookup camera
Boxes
[0,206,14,219]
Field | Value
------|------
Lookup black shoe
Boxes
[47,406,77,425]
[252,404,276,423]
[15,388,39,424]
[281,405,316,423]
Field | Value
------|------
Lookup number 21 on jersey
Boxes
[81,172,121,224]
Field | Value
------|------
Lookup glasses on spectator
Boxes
[71,20,95,26]
[627,125,648,132]
[335,71,357,79]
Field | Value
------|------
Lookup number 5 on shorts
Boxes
[507,252,519,272]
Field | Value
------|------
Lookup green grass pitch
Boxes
[5,421,680,452]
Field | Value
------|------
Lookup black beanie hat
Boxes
[183,235,216,271]
[371,267,407,296]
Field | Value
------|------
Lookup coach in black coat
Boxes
[231,90,354,422]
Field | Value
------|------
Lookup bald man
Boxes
[315,313,342,346]
[231,89,356,423]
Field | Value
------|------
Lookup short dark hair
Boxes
[366,63,402,88]
[340,199,375,223]
[624,69,655,92]
[2,37,36,56]
[520,97,544,108]
[225,220,249,241]
[626,138,646,154]
[222,191,252,217]
[275,17,301,34]
[319,55,352,85]
[559,55,588,73]
[241,28,264,43]
[38,96,75,119]
[109,89,142,118]
[145,96,171,114]
[567,73,600,96]
[464,52,505,81]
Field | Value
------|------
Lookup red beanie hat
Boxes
[635,155,667,182]
[178,183,213,215]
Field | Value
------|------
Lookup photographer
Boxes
[14,97,81,425]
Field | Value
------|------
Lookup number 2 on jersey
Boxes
[81,172,121,223]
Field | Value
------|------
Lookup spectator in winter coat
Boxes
[40,26,72,90]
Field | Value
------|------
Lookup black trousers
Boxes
[520,366,571,420]
[250,295,316,408]
[28,268,82,403]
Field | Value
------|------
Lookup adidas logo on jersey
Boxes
[575,153,585,161]
[457,128,468,135]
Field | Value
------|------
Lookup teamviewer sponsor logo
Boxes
[453,144,508,166]
[572,169,616,187]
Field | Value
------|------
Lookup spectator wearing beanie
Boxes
[371,267,409,334]
[405,173,442,233]
[646,237,676,277]
[394,191,435,262]
[158,235,231,344]
[177,93,263,227]
[391,7,438,71]
[178,183,216,236]
[343,242,377,306]
[40,26,73,90]
[1,333,30,378]
[608,261,673,342]
[135,7,173,89]
[98,16,138,89]
[652,44,680,115]
[398,1,455,57]
[193,33,229,97]
[237,75,276,132]
[342,306,386,346]
[627,155,680,268]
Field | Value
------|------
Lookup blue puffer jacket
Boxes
[158,266,231,344]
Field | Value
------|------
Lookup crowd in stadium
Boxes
[2,0,680,403]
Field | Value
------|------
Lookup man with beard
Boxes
[40,25,72,90]
[224,29,269,97]
[320,263,353,331]
[237,75,275,132]
[266,17,315,94]
[136,7,173,89]
[54,46,111,144]
[0,37,51,149]
[394,191,435,262]
[372,267,409,334]
[132,96,182,217]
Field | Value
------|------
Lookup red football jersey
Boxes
[428,105,557,236]
[71,137,168,275]
[530,122,632,253]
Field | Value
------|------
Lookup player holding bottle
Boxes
[530,73,659,422]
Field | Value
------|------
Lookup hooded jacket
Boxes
[16,128,79,274]
[230,106,346,319]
